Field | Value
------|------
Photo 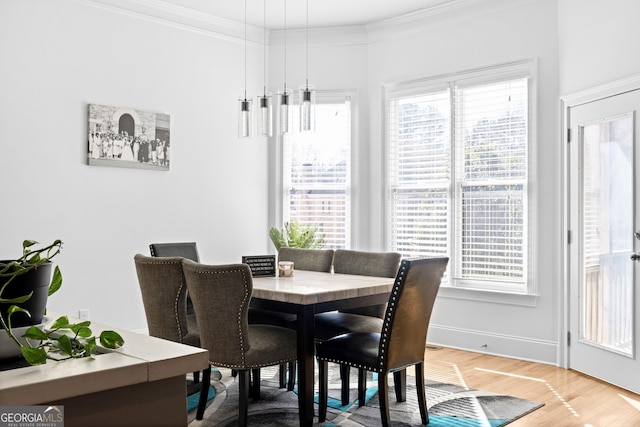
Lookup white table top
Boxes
[0,313,209,405]
[251,269,395,305]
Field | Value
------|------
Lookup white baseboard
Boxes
[427,324,559,366]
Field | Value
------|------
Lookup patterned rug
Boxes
[187,364,543,426]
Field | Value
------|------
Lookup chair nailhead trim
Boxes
[318,261,411,372]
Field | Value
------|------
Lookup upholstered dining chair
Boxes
[182,259,298,424]
[313,249,401,405]
[149,242,201,380]
[133,254,207,384]
[248,247,334,390]
[316,257,449,426]
[149,242,199,314]
[149,242,200,262]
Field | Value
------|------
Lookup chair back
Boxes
[333,250,402,317]
[134,254,194,343]
[278,247,334,272]
[380,257,448,371]
[182,259,253,367]
[149,242,200,262]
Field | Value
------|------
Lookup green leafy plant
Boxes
[20,315,125,365]
[0,240,124,365]
[269,221,326,250]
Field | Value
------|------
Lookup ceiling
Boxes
[162,0,459,29]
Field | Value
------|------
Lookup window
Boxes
[282,94,352,249]
[385,61,533,293]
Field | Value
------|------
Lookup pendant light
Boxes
[299,0,315,132]
[257,0,272,136]
[278,0,293,134]
[238,0,252,138]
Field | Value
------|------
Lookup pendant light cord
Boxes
[305,0,309,89]
[283,0,287,92]
[244,0,247,101]
[263,0,267,97]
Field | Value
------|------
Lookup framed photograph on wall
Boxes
[87,104,170,171]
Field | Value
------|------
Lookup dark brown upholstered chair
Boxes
[148,242,201,380]
[248,247,334,390]
[316,257,448,426]
[149,242,199,315]
[133,254,206,384]
[182,259,298,424]
[314,249,401,405]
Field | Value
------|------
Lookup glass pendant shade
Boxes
[238,97,252,138]
[257,93,273,137]
[299,85,316,132]
[278,87,293,134]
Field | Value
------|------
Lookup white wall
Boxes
[0,0,270,331]
[270,0,562,363]
[558,0,640,95]
[8,0,625,365]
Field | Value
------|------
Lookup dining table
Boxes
[251,269,395,427]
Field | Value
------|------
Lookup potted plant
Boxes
[0,239,124,365]
[269,221,326,250]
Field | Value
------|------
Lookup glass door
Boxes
[568,89,640,393]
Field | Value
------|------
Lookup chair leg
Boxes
[279,363,287,388]
[340,363,350,406]
[238,370,250,427]
[251,368,261,400]
[393,368,407,402]
[196,365,211,420]
[318,360,329,422]
[193,370,200,384]
[357,368,367,406]
[287,361,296,391]
[378,371,391,427]
[415,362,429,425]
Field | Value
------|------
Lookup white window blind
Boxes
[386,62,532,292]
[283,97,351,249]
[455,78,528,284]
[387,91,451,257]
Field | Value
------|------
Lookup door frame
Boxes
[560,73,640,370]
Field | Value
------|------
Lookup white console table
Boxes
[0,316,208,427]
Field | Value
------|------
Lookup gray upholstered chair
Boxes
[248,247,334,390]
[182,259,298,424]
[133,254,206,384]
[316,257,448,426]
[278,247,335,272]
[149,242,199,315]
[148,242,201,380]
[313,249,401,405]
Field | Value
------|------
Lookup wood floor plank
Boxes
[423,346,640,426]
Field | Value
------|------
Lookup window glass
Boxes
[283,98,351,249]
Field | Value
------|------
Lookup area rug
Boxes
[187,365,543,426]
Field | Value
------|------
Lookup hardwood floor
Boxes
[422,346,640,426]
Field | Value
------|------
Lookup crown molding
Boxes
[270,26,369,49]
[366,0,543,43]
[81,0,266,45]
[79,0,541,47]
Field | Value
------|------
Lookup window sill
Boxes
[437,286,540,307]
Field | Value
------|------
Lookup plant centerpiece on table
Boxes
[0,239,124,365]
[269,221,326,250]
